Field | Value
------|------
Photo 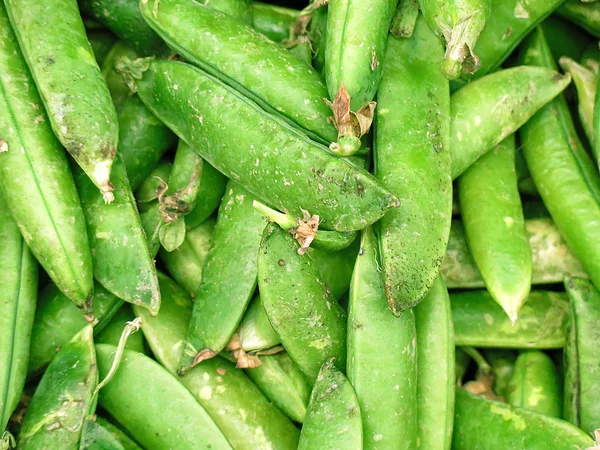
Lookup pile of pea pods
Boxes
[2,0,600,448]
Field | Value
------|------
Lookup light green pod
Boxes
[0,194,38,436]
[75,154,161,315]
[506,350,561,418]
[184,161,227,230]
[237,296,282,353]
[251,2,300,42]
[298,359,362,450]
[347,227,417,449]
[5,0,119,198]
[557,0,600,38]
[96,305,146,353]
[458,135,532,321]
[258,224,347,383]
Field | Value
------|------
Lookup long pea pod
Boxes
[258,224,347,383]
[4,0,119,199]
[178,182,264,373]
[75,154,161,315]
[298,359,362,450]
[452,388,594,449]
[133,272,301,450]
[121,58,397,231]
[483,350,516,399]
[419,0,491,79]
[458,135,531,321]
[184,161,227,230]
[347,227,417,449]
[557,0,600,38]
[520,28,600,292]
[563,276,600,435]
[0,195,37,438]
[450,66,572,178]
[375,18,451,314]
[251,2,300,42]
[0,3,93,312]
[505,350,561,418]
[87,30,118,66]
[18,326,97,450]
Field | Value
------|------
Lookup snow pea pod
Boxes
[184,161,227,230]
[96,305,145,353]
[563,276,600,434]
[178,182,264,373]
[18,326,97,450]
[347,227,417,450]
[87,30,118,66]
[376,18,452,314]
[450,66,572,179]
[506,350,561,417]
[139,0,336,145]
[258,224,347,383]
[453,388,594,449]
[420,0,491,79]
[452,290,569,349]
[251,2,299,42]
[557,0,600,38]
[0,3,93,312]
[122,58,397,231]
[75,154,160,314]
[4,0,119,200]
[483,349,516,399]
[458,135,531,321]
[0,195,37,437]
[133,272,300,450]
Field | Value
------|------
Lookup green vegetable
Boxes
[557,0,600,38]
[251,2,300,42]
[184,161,227,230]
[87,30,117,65]
[96,305,145,353]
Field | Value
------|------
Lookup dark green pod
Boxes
[93,418,141,450]
[483,350,516,399]
[251,2,299,42]
[87,30,118,66]
[541,16,593,64]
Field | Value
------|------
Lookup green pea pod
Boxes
[563,276,600,434]
[450,66,572,179]
[442,218,586,289]
[258,224,347,383]
[135,160,172,207]
[184,161,227,230]
[75,154,161,315]
[4,0,119,200]
[251,2,299,42]
[305,241,359,300]
[347,227,417,449]
[94,418,141,450]
[458,135,532,321]
[307,1,327,73]
[376,18,451,314]
[325,0,397,109]
[483,350,516,399]
[390,0,419,38]
[237,296,282,353]
[452,388,594,449]
[160,217,215,295]
[415,275,455,450]
[122,58,397,231]
[541,16,593,64]
[455,348,471,385]
[557,0,600,38]
[506,350,561,417]
[96,344,233,450]
[18,325,97,450]
[0,195,37,436]
[96,305,145,353]
[520,28,600,292]
[595,66,600,169]
[298,358,362,450]
[133,272,301,449]
[139,0,337,146]
[80,420,126,450]
[28,282,122,377]
[420,0,491,79]
[452,290,569,349]
[87,30,118,66]
[139,203,163,258]
[0,3,94,312]
[178,182,264,373]
[102,42,140,109]
[200,0,254,24]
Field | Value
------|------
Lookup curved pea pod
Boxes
[18,325,97,450]
[160,217,215,295]
[298,359,362,450]
[0,4,94,312]
[184,161,227,230]
[450,66,572,178]
[0,195,37,436]
[237,296,282,353]
[347,227,417,450]
[87,30,118,66]
[505,350,561,417]
[93,418,141,450]
[453,388,594,449]
[252,2,300,42]
[75,154,161,315]
[127,58,397,231]
[520,29,600,291]
[483,350,516,399]
[102,42,140,109]
[245,352,311,423]
[420,0,491,79]
[4,0,119,200]
[452,290,569,349]
[133,272,301,450]
[139,0,337,146]
[178,182,264,373]
[95,344,233,450]
[96,305,146,353]
[557,0,600,38]
[375,19,452,314]
[563,276,600,434]
[258,224,347,383]
[442,218,586,289]
[458,135,532,321]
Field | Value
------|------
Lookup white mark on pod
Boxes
[504,217,514,227]
[0,139,8,153]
